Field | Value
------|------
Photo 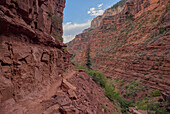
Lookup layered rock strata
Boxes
[0,0,117,113]
[68,0,170,97]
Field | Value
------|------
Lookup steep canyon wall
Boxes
[68,0,170,98]
[0,0,73,113]
[0,0,118,113]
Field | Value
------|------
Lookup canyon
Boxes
[68,0,170,102]
[0,0,170,113]
[0,0,118,113]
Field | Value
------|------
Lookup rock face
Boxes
[68,70,119,114]
[41,70,119,114]
[0,0,65,42]
[0,0,69,113]
[90,0,127,29]
[68,0,170,97]
[0,0,118,113]
[91,16,102,29]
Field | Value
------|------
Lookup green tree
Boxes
[85,44,91,69]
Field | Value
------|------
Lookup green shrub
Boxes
[164,100,169,107]
[104,82,132,113]
[78,68,107,88]
[85,44,92,69]
[49,15,63,42]
[135,99,169,114]
[147,103,169,114]
[79,75,84,80]
[159,27,167,34]
[144,72,149,76]
[152,89,161,97]
[70,54,76,60]
[138,105,147,110]
[77,67,132,113]
[53,33,63,42]
[105,83,118,101]
[9,3,16,8]
[102,104,108,112]
[150,17,157,24]
[124,80,146,98]
[127,14,134,21]
[120,79,125,87]
[155,82,159,85]
[164,38,167,40]
[62,47,67,51]
[75,66,86,70]
[51,15,62,30]
[158,98,163,102]
[165,4,170,13]
[137,21,144,29]
[48,11,53,18]
[9,0,20,9]
[91,70,107,88]
[157,0,160,4]
[136,100,148,110]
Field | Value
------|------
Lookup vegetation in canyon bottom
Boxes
[74,45,170,114]
[69,1,170,113]
[76,66,170,114]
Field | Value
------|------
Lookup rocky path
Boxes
[40,70,120,114]
[64,70,76,79]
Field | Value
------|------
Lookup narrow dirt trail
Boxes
[63,70,76,79]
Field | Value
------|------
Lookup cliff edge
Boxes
[0,0,119,113]
[68,0,170,100]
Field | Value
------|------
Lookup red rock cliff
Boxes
[0,0,70,113]
[0,0,118,113]
[90,0,126,29]
[0,0,65,42]
[68,0,170,98]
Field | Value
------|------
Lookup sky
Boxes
[63,0,121,43]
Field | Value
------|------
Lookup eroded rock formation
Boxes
[68,0,170,98]
[0,0,65,42]
[0,0,117,113]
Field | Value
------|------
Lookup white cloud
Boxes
[63,35,75,43]
[63,20,91,43]
[98,3,103,8]
[90,8,95,11]
[63,3,104,43]
[87,3,104,16]
[87,8,104,16]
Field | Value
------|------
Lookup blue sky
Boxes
[63,0,121,43]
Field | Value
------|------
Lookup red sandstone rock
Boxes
[0,0,118,113]
[61,79,76,92]
[67,0,170,99]
[68,71,119,114]
[0,0,70,113]
[0,0,65,42]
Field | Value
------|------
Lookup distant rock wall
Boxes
[68,0,170,97]
[91,16,102,29]
[88,0,165,30]
[90,0,126,29]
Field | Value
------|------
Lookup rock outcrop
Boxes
[0,0,117,113]
[90,0,127,29]
[0,0,65,42]
[68,0,170,98]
